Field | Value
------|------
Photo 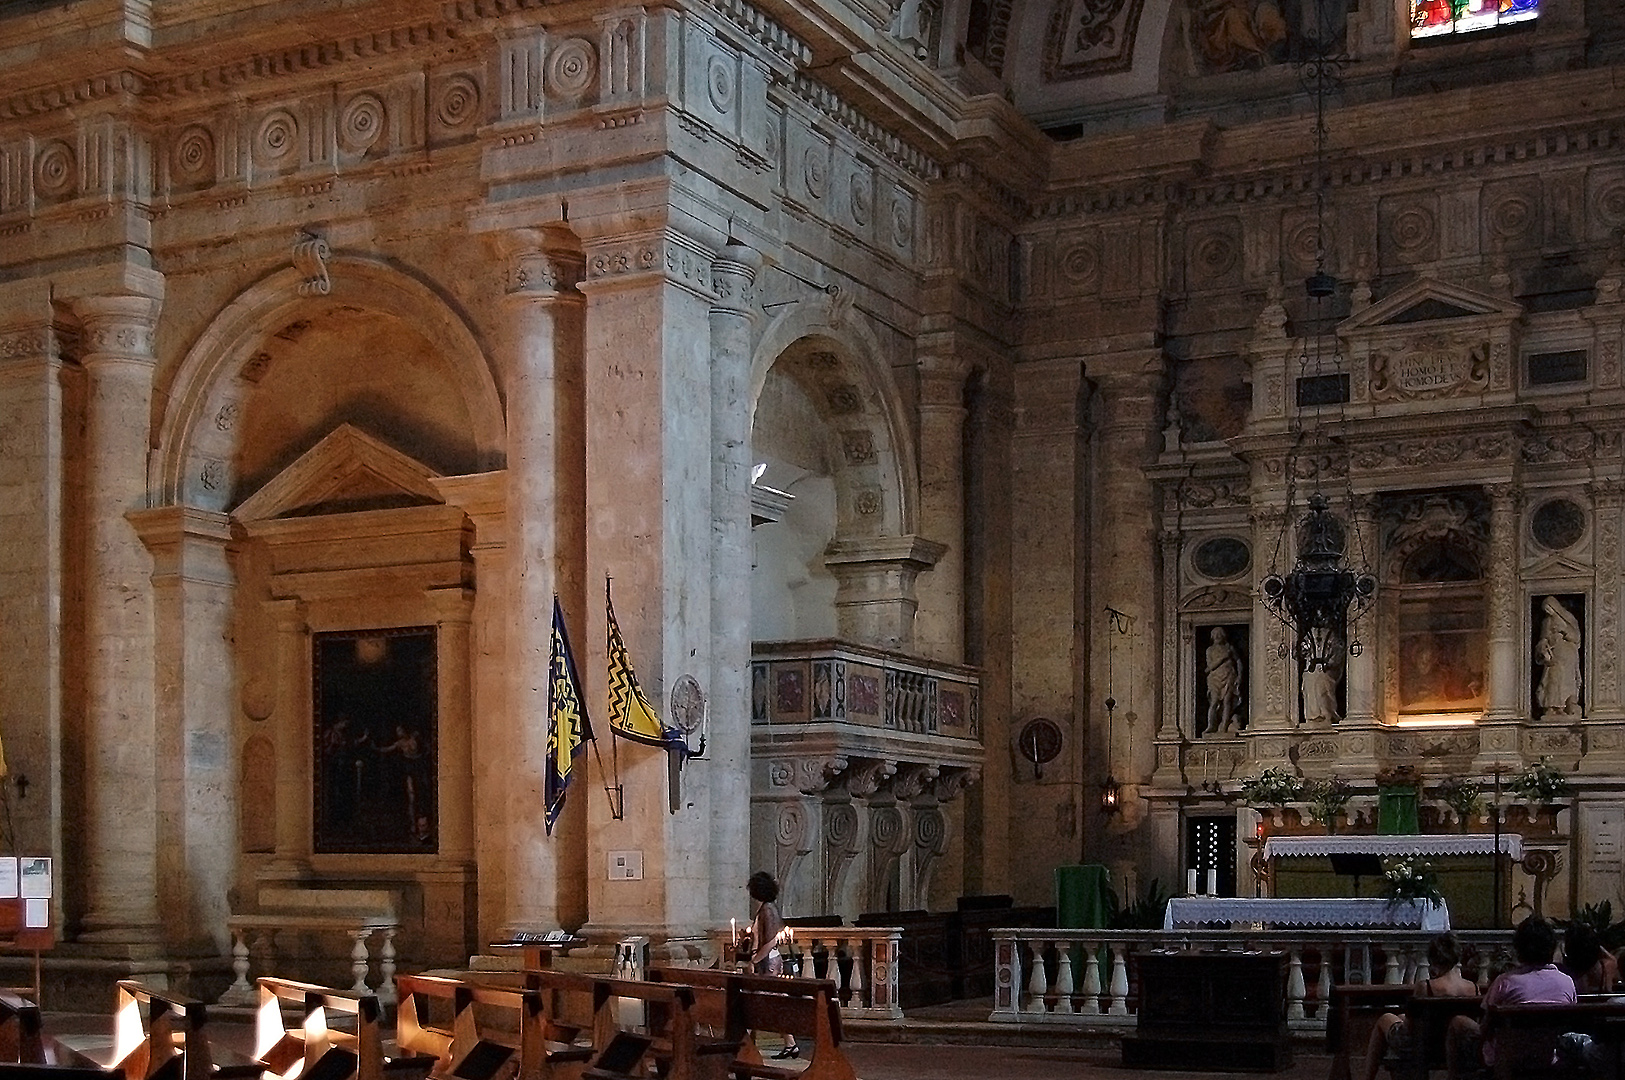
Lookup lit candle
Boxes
[1206,869,1218,896]
[1187,868,1198,896]
[730,918,737,945]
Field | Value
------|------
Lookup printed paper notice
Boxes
[19,858,51,900]
[23,899,46,928]
[0,858,17,899]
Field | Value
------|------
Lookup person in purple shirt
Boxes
[1446,915,1576,1079]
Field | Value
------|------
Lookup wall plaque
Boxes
[1370,336,1489,401]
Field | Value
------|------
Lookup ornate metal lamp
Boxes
[1261,493,1375,667]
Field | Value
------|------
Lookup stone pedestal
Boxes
[824,535,947,650]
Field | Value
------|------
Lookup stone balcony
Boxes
[749,640,983,921]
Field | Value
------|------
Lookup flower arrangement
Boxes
[1381,856,1443,909]
[1238,766,1303,806]
[1435,776,1483,827]
[1304,777,1354,830]
[1508,757,1573,803]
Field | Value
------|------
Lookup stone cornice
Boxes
[783,73,940,181]
[0,69,146,123]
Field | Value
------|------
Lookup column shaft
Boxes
[914,349,971,663]
[267,599,311,872]
[76,293,164,944]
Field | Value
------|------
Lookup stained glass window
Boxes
[1410,0,1538,39]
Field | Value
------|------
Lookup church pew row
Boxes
[0,989,100,1072]
[254,978,435,1080]
[646,966,857,1080]
[394,973,593,1080]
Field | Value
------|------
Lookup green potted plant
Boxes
[1380,855,1443,911]
[1508,757,1572,803]
[1435,776,1483,831]
[1304,777,1354,834]
[1239,766,1303,807]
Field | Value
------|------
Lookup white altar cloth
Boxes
[1163,897,1450,932]
[1261,834,1523,860]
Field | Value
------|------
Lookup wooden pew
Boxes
[1482,999,1625,1080]
[646,966,855,1080]
[1326,984,1418,1080]
[519,970,735,1080]
[254,979,434,1080]
[1390,995,1482,1080]
[0,989,97,1070]
[103,982,265,1080]
[396,974,591,1080]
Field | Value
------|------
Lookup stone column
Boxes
[0,321,68,870]
[823,536,946,650]
[1249,504,1293,736]
[577,220,721,938]
[1007,358,1086,902]
[1478,482,1524,768]
[430,472,508,944]
[266,598,311,875]
[709,245,760,922]
[1337,496,1382,776]
[1151,528,1185,788]
[430,587,476,863]
[1087,356,1164,843]
[913,346,972,664]
[502,235,588,933]
[128,506,235,953]
[75,291,164,945]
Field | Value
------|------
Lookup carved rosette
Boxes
[511,249,585,300]
[75,295,160,368]
[585,232,716,297]
[0,324,56,366]
[710,245,759,317]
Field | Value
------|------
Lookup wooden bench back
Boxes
[256,977,393,1080]
[1401,995,1482,1075]
[0,990,45,1066]
[111,981,219,1080]
[396,975,557,1080]
[646,966,855,1080]
[1485,1000,1625,1080]
[521,970,726,1080]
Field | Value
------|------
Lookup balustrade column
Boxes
[76,290,166,944]
[708,246,759,922]
[500,234,587,932]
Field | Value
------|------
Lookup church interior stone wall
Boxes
[2,0,1624,979]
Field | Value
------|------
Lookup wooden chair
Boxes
[254,979,434,1080]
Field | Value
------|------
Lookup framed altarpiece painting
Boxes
[312,627,439,854]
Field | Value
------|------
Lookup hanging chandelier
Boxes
[1259,0,1375,674]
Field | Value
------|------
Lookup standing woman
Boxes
[747,871,800,1059]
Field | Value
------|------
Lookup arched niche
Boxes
[749,304,937,651]
[154,257,505,510]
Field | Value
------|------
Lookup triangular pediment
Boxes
[234,424,444,521]
[1341,277,1524,333]
[1525,552,1593,579]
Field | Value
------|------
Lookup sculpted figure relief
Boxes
[1535,596,1582,718]
[1300,626,1345,724]
[1203,627,1244,735]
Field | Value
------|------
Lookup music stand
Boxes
[1329,853,1383,895]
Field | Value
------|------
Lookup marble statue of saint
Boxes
[1300,626,1344,724]
[1203,627,1244,735]
[1535,596,1582,718]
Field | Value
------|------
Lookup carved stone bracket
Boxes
[774,755,849,796]
[933,766,980,803]
[844,757,897,799]
[821,801,861,913]
[774,801,815,890]
[908,806,950,909]
[866,804,910,910]
[293,230,331,296]
[889,762,939,802]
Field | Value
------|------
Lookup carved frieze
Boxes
[1369,334,1489,402]
[1523,429,1622,464]
[1352,434,1512,471]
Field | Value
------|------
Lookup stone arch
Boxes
[154,256,504,509]
[749,298,918,538]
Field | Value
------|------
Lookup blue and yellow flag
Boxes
[606,580,682,748]
[545,597,592,834]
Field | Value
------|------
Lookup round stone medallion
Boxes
[1193,536,1251,580]
[1531,497,1586,552]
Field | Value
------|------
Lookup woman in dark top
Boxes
[747,871,799,1059]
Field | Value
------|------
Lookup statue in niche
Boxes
[1203,626,1245,734]
[1162,390,1185,454]
[1535,596,1583,718]
[1300,626,1345,724]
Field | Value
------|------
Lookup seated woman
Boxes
[1559,923,1619,994]
[1362,932,1478,1080]
[1446,915,1576,1080]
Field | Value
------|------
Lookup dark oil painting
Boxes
[313,627,438,854]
